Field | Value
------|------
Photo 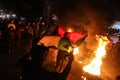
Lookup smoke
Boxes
[52,1,114,80]
[52,0,117,51]
[52,1,117,79]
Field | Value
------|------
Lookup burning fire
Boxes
[83,35,110,76]
[67,28,72,32]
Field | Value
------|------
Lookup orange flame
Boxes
[67,28,72,32]
[83,35,110,76]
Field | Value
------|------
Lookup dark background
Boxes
[0,0,44,18]
[0,0,120,20]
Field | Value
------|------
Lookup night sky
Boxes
[0,0,120,20]
[53,0,120,20]
[0,0,44,18]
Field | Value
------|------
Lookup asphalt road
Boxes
[0,42,120,80]
[0,47,24,80]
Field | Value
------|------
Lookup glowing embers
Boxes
[83,35,110,76]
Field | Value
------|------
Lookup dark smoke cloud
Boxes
[52,1,120,79]
[52,0,118,41]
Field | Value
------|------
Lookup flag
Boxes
[66,32,87,44]
[57,26,88,47]
[57,27,66,37]
[37,36,72,52]
[37,36,71,73]
[51,25,65,36]
[36,26,88,73]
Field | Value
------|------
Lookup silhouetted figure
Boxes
[30,44,49,65]
[16,37,74,80]
[61,51,74,80]
[16,44,49,80]
[55,50,69,73]
[32,37,40,47]
[7,19,17,53]
[54,31,74,80]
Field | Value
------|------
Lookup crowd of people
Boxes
[0,18,56,54]
[0,18,75,80]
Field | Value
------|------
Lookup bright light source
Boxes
[73,47,79,55]
[6,14,10,18]
[67,28,72,32]
[12,14,16,17]
[111,21,120,30]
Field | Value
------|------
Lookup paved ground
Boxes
[0,48,24,80]
[0,42,120,80]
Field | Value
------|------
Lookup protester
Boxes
[7,19,17,53]
[55,32,73,73]
[21,22,34,54]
